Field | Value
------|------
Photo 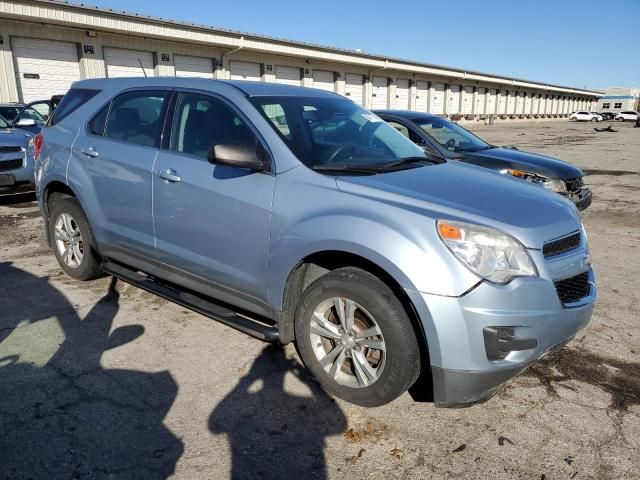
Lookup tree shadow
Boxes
[0,262,183,479]
[209,345,347,480]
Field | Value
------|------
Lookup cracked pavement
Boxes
[0,120,638,479]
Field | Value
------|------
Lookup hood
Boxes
[0,127,32,147]
[336,161,582,250]
[464,147,583,180]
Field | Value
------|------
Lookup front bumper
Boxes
[406,266,595,407]
[0,149,34,193]
[565,186,592,211]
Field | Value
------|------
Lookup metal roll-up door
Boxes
[431,82,445,114]
[415,81,429,112]
[104,47,154,78]
[275,65,301,86]
[498,90,508,114]
[229,61,261,81]
[313,70,335,92]
[449,84,461,114]
[486,88,497,114]
[462,86,474,114]
[395,79,410,110]
[476,87,486,115]
[371,76,389,109]
[174,55,214,79]
[507,92,516,114]
[344,73,364,106]
[12,37,81,103]
[532,94,540,114]
[524,93,533,114]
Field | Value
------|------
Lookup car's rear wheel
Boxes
[48,196,102,280]
[294,267,421,407]
[591,117,597,122]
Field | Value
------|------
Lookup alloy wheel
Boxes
[309,297,386,388]
[54,213,84,268]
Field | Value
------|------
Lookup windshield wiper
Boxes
[312,164,387,174]
[376,156,442,170]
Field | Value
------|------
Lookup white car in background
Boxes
[615,111,640,122]
[569,111,603,122]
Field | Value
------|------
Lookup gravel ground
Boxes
[0,120,638,480]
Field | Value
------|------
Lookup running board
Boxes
[102,260,279,343]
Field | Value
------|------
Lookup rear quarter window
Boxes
[49,89,100,126]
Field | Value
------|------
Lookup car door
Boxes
[71,88,171,262]
[152,90,275,310]
[14,100,52,134]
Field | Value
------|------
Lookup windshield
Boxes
[0,106,21,123]
[0,114,9,129]
[251,96,428,170]
[414,117,490,153]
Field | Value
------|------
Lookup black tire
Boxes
[591,117,597,122]
[294,267,420,407]
[48,196,102,281]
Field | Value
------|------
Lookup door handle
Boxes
[157,168,181,183]
[81,147,99,158]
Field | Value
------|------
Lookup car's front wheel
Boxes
[294,267,421,407]
[48,196,102,280]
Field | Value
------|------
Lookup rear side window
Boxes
[104,90,168,147]
[49,89,100,126]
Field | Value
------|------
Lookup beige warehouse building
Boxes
[0,0,601,120]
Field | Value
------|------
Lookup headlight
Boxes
[437,220,538,284]
[504,169,567,193]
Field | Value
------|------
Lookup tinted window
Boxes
[105,90,168,147]
[49,89,100,126]
[170,92,256,158]
[386,121,410,138]
[89,104,109,136]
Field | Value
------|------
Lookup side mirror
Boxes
[15,117,37,128]
[207,143,268,172]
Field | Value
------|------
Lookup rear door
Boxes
[152,91,275,307]
[71,89,171,259]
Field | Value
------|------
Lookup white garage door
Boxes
[532,94,540,114]
[462,86,474,114]
[12,37,81,103]
[395,79,410,110]
[371,76,389,109]
[449,84,461,114]
[275,65,301,86]
[313,70,334,92]
[104,48,154,78]
[506,92,516,114]
[498,90,508,114]
[476,87,486,115]
[486,88,497,114]
[229,61,261,81]
[415,81,429,112]
[174,55,214,79]
[344,73,364,106]
[524,93,532,114]
[431,82,445,114]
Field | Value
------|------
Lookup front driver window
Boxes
[170,93,256,159]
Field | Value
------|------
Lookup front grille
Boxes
[565,177,583,192]
[555,272,590,304]
[543,232,581,257]
[0,146,22,154]
[0,159,23,171]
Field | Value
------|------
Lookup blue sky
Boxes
[85,0,639,90]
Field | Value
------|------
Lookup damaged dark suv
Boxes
[375,111,592,211]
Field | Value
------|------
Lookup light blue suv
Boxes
[35,78,595,407]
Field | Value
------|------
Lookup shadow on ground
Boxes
[210,345,347,480]
[0,262,183,479]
